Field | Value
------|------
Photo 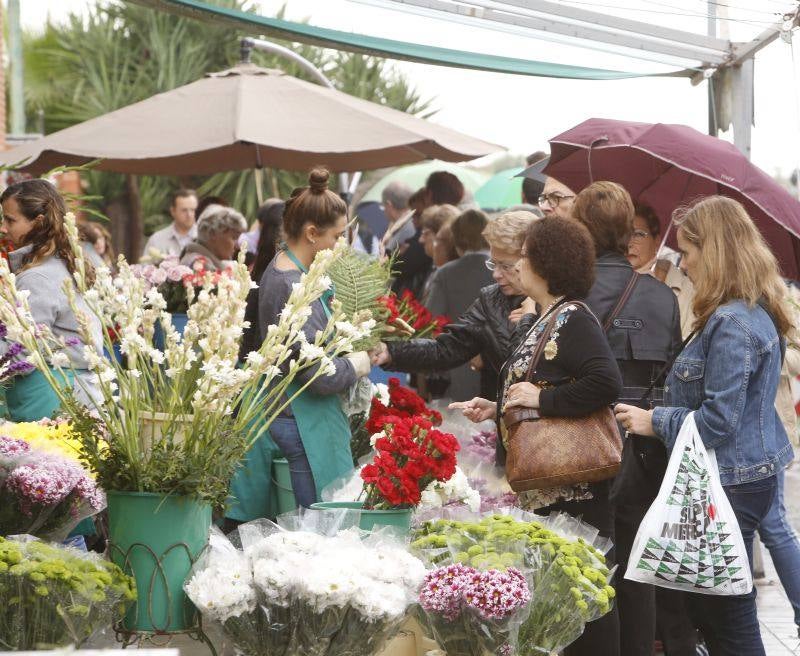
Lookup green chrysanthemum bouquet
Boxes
[0,537,136,650]
[411,511,616,654]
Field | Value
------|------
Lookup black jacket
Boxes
[385,284,524,400]
[586,253,682,507]
[586,253,682,404]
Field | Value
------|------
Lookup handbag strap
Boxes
[522,303,564,383]
[603,270,640,333]
[638,329,697,404]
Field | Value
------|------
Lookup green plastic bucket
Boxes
[107,491,212,633]
[272,458,298,515]
[311,501,413,533]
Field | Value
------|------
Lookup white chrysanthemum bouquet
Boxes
[185,518,426,656]
[0,213,374,507]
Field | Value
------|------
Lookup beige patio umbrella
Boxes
[0,64,501,175]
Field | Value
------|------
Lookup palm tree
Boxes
[21,1,434,257]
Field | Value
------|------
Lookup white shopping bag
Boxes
[625,413,753,596]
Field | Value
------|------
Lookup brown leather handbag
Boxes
[503,281,637,492]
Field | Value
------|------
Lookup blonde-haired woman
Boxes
[616,196,792,656]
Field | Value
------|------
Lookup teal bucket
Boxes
[311,501,413,533]
[272,458,298,515]
[107,491,212,633]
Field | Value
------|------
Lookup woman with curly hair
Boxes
[0,179,103,421]
[452,216,623,656]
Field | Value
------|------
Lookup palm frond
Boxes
[330,249,393,349]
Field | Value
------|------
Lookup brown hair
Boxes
[634,201,661,237]
[426,171,465,206]
[675,196,791,334]
[420,204,459,234]
[525,216,595,298]
[571,181,634,256]
[433,224,459,265]
[90,221,116,267]
[282,168,348,240]
[170,188,197,207]
[452,209,489,253]
[0,179,95,285]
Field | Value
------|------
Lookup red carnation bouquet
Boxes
[376,290,449,340]
[360,378,459,509]
[366,377,442,434]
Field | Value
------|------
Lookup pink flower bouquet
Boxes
[0,435,105,540]
[419,563,530,656]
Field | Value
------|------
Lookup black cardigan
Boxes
[496,301,622,464]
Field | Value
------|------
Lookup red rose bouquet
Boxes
[376,290,449,340]
[360,414,459,509]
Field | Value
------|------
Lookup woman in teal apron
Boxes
[227,168,373,520]
[0,179,103,422]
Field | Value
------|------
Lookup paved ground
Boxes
[756,462,800,655]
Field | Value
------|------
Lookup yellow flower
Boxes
[544,339,558,360]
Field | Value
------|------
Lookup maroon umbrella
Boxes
[536,118,800,279]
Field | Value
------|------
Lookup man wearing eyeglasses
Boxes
[538,177,577,219]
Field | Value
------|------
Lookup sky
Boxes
[15,0,800,177]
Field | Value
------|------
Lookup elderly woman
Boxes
[180,204,247,271]
[373,210,538,401]
[452,216,622,656]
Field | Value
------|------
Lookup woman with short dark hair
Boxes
[452,216,623,655]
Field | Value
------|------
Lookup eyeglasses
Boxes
[485,259,518,273]
[538,192,575,209]
[630,229,653,241]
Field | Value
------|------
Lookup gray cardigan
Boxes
[8,245,103,370]
[258,257,357,396]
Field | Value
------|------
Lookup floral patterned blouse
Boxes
[499,301,622,510]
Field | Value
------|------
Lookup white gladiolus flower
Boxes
[50,352,70,368]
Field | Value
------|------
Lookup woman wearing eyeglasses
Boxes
[628,202,695,340]
[371,210,538,401]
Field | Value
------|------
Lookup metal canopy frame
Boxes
[366,0,800,157]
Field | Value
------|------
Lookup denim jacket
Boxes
[652,300,793,486]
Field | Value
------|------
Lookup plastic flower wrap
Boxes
[411,511,615,654]
[0,435,105,541]
[185,515,426,656]
[419,561,530,656]
[1,418,86,465]
[0,536,136,649]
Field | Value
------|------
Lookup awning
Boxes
[128,0,687,80]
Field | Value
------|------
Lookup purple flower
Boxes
[5,457,83,513]
[0,436,31,457]
[64,336,82,347]
[419,563,473,621]
[461,567,530,621]
[74,475,106,510]
[419,564,530,623]
[0,322,6,339]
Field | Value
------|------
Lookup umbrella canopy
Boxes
[359,160,489,204]
[524,118,800,279]
[0,64,501,176]
[474,167,524,211]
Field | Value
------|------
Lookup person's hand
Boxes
[469,355,484,372]
[504,382,541,410]
[449,397,497,423]
[509,297,537,324]
[614,404,656,437]
[369,342,391,367]
[508,307,526,324]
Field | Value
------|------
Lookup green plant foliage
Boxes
[328,247,393,349]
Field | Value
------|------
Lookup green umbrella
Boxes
[360,160,489,204]
[474,167,525,211]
